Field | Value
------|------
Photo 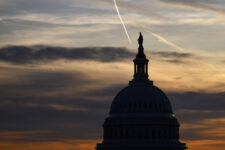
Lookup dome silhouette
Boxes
[110,84,173,114]
[96,33,187,150]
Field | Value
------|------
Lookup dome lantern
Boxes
[132,32,152,85]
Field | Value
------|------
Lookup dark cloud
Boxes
[0,66,111,141]
[168,92,225,111]
[165,59,188,64]
[151,51,194,58]
[0,68,109,140]
[0,68,92,99]
[0,97,108,141]
[151,51,194,64]
[0,45,135,64]
[85,84,125,97]
[0,45,196,65]
[167,91,225,140]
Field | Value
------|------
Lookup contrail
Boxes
[113,0,132,44]
[145,30,184,52]
[131,23,185,51]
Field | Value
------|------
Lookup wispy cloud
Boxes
[160,0,225,15]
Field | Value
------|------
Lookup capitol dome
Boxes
[110,84,173,114]
[96,33,186,150]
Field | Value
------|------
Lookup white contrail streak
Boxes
[145,30,184,52]
[113,0,132,44]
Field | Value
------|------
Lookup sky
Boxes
[0,0,225,150]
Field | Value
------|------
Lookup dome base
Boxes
[96,141,187,150]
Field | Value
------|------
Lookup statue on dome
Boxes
[138,32,143,46]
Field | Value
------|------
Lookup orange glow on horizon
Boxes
[0,139,225,150]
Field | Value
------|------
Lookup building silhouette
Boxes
[96,33,187,150]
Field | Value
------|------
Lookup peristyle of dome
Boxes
[96,33,187,150]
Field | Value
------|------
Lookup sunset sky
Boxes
[0,0,225,150]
